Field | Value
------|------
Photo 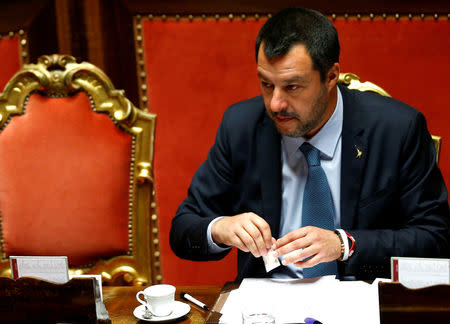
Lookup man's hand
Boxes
[274,226,341,268]
[211,212,274,258]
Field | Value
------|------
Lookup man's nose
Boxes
[270,88,288,112]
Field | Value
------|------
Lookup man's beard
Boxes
[270,86,328,138]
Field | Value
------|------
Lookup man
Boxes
[170,7,449,280]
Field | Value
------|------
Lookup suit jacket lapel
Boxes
[256,112,282,238]
[340,85,367,229]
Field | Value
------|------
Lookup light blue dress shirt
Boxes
[207,88,344,279]
[277,88,343,278]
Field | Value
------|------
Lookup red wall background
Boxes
[143,16,450,285]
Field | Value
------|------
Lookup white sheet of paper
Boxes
[10,256,69,284]
[219,276,389,324]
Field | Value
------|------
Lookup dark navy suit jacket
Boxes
[170,85,450,280]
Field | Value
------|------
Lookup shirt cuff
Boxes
[207,216,232,253]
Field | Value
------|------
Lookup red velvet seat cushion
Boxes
[0,92,132,265]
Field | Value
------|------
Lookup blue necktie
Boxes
[300,142,338,278]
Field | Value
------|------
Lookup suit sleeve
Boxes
[344,111,450,279]
[169,109,235,261]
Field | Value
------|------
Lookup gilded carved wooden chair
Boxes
[338,72,442,163]
[0,54,161,285]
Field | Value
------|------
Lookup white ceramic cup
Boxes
[136,284,176,317]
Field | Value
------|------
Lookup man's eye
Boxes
[286,85,299,91]
[261,82,273,89]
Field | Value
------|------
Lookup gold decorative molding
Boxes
[137,13,272,23]
[135,12,449,23]
[329,13,449,21]
[134,16,148,111]
[0,54,161,285]
[338,73,390,97]
[432,135,442,164]
[0,29,29,65]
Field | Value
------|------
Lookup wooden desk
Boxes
[103,286,222,323]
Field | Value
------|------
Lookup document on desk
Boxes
[219,276,389,324]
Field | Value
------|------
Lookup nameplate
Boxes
[10,256,69,284]
[391,257,450,288]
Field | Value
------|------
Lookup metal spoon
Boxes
[143,306,153,319]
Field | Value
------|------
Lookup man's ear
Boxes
[326,63,340,90]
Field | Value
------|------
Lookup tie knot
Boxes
[300,142,321,166]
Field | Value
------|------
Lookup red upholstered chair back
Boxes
[136,14,449,285]
[0,31,26,91]
[0,55,160,285]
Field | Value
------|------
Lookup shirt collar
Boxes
[282,87,343,160]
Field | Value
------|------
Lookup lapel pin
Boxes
[355,145,363,159]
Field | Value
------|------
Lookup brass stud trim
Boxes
[0,29,29,64]
[327,13,449,21]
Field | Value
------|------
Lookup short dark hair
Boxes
[255,7,340,81]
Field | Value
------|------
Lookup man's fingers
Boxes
[251,216,273,250]
[275,227,342,266]
[274,234,309,258]
[230,236,250,253]
[211,212,273,257]
[280,245,315,265]
[276,227,308,248]
[293,255,321,268]
[244,220,271,256]
[236,226,261,257]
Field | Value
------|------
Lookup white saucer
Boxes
[133,301,190,322]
